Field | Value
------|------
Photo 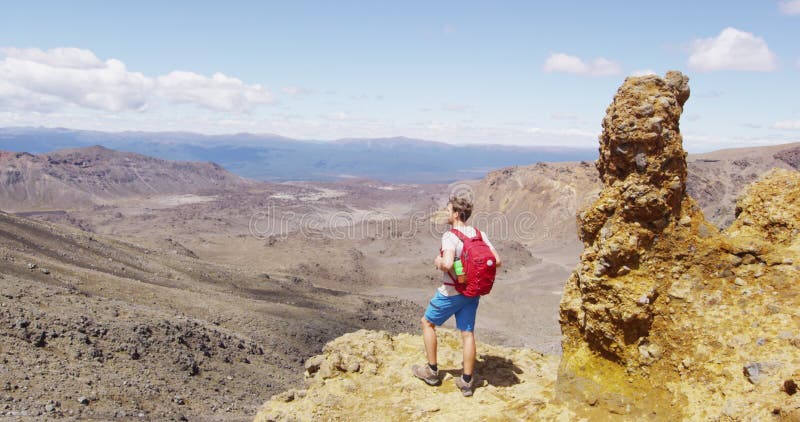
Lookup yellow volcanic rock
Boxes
[559,72,800,420]
[255,329,572,421]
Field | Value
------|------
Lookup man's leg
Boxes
[453,296,479,396]
[461,330,476,377]
[421,316,438,366]
[414,292,456,385]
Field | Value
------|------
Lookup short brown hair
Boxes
[449,196,473,222]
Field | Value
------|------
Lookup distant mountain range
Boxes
[0,127,597,183]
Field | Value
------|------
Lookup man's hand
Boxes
[434,255,443,270]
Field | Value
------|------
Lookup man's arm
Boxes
[490,247,502,268]
[435,249,455,271]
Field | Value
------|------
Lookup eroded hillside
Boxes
[0,210,421,419]
[0,145,253,211]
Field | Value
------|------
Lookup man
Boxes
[412,196,501,397]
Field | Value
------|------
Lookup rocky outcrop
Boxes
[559,72,800,419]
[255,329,571,421]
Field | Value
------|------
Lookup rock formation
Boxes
[255,329,573,421]
[559,72,800,419]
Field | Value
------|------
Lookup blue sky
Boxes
[0,1,798,152]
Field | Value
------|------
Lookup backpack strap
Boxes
[449,228,470,242]
[449,228,482,242]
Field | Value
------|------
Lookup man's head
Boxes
[447,196,473,225]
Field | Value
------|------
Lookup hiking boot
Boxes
[412,364,440,385]
[454,375,474,397]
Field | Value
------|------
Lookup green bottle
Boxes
[453,258,466,283]
[453,259,464,275]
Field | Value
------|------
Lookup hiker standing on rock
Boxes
[412,196,501,397]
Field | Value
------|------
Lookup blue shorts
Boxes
[424,291,480,332]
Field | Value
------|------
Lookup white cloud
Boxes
[0,48,151,111]
[0,47,274,113]
[281,86,311,96]
[156,71,273,112]
[441,103,472,112]
[779,0,800,15]
[543,53,622,77]
[326,111,350,121]
[630,69,656,77]
[687,27,778,72]
[773,120,800,130]
[0,47,104,69]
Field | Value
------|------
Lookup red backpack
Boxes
[444,228,497,297]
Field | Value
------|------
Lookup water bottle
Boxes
[453,258,466,284]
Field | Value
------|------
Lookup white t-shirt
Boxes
[438,226,495,297]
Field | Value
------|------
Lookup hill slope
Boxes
[0,210,420,419]
[0,145,253,212]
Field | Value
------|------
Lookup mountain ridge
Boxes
[0,127,597,183]
[0,145,254,212]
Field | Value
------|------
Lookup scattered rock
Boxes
[743,362,781,384]
[304,355,324,376]
[784,380,798,396]
[33,331,47,347]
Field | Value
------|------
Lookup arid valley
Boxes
[2,127,799,419]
